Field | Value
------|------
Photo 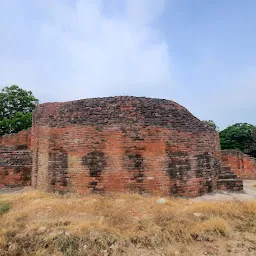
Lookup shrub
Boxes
[0,201,11,214]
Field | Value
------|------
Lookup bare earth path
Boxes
[1,180,256,200]
[0,186,28,195]
[193,180,256,202]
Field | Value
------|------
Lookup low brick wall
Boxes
[0,151,32,188]
[221,150,256,179]
[0,130,32,188]
[0,129,31,150]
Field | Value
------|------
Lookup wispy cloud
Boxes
[0,0,172,102]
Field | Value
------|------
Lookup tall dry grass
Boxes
[0,190,256,255]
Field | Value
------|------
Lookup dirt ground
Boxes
[1,180,256,201]
[193,180,256,202]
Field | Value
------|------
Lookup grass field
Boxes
[0,190,256,256]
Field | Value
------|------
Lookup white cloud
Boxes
[0,0,172,102]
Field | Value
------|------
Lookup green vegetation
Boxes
[0,85,39,135]
[0,201,11,214]
[220,123,256,158]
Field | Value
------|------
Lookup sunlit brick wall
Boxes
[0,129,32,188]
[221,150,256,179]
[31,97,222,197]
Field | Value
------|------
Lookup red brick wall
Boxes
[0,129,31,150]
[32,97,222,197]
[0,152,32,189]
[221,150,256,179]
[0,129,32,188]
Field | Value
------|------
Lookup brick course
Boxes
[0,130,32,188]
[221,150,256,179]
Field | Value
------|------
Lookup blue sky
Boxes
[0,0,255,129]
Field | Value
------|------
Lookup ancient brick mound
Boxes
[31,96,228,197]
[32,96,215,132]
[0,129,32,188]
[221,150,256,180]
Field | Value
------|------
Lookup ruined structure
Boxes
[221,150,256,180]
[0,129,32,188]
[0,96,244,196]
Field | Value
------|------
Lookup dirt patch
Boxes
[193,180,256,202]
[0,186,31,195]
[1,181,256,201]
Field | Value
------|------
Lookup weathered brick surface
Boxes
[31,96,225,197]
[217,166,243,191]
[221,150,256,179]
[217,178,243,191]
[0,130,32,188]
[0,129,31,150]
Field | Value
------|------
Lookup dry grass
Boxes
[0,191,256,256]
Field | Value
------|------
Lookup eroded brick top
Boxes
[33,96,214,132]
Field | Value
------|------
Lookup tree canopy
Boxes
[220,123,256,158]
[0,85,39,135]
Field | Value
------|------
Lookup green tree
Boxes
[0,85,39,135]
[202,120,219,131]
[220,123,256,157]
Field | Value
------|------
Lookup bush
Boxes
[0,201,11,214]
[220,123,256,157]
